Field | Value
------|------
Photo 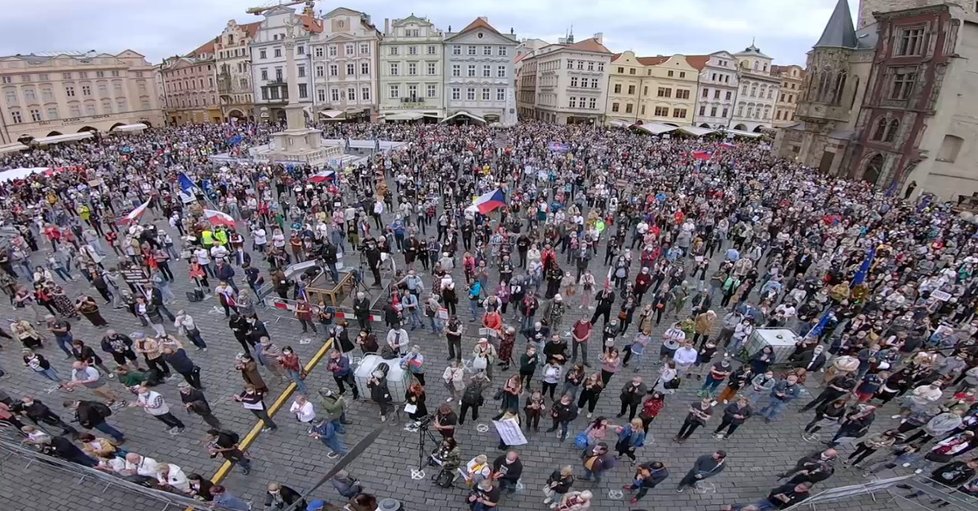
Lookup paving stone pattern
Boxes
[0,204,907,511]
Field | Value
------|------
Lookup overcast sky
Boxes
[1,0,857,66]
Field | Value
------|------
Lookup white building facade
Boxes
[443,18,518,125]
[249,6,321,123]
[310,7,381,121]
[528,36,612,124]
[730,43,780,132]
[378,15,444,121]
[692,51,740,129]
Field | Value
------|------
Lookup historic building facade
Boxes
[691,51,740,129]
[160,43,221,126]
[771,64,806,126]
[0,50,162,143]
[443,17,518,125]
[378,15,445,121]
[606,52,701,126]
[215,19,260,122]
[310,7,381,121]
[730,43,781,132]
[249,5,322,123]
[520,36,612,124]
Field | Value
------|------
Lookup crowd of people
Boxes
[0,119,976,511]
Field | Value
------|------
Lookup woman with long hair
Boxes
[577,373,605,419]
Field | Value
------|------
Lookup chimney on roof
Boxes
[593,32,603,44]
[384,18,390,34]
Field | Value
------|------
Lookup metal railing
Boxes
[0,438,236,511]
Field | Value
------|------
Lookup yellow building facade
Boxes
[606,51,699,125]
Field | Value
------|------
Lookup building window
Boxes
[345,44,354,56]
[274,48,281,58]
[427,84,437,98]
[567,60,574,70]
[641,105,646,115]
[468,45,477,55]
[46,106,58,119]
[298,83,308,99]
[362,87,370,101]
[496,88,505,101]
[408,63,417,76]
[611,102,620,112]
[676,89,689,100]
[389,84,399,99]
[298,65,305,78]
[314,47,324,58]
[629,68,635,75]
[407,84,418,99]
[347,87,355,101]
[673,108,686,118]
[452,45,461,56]
[568,96,576,108]
[497,66,506,78]
[588,98,596,109]
[654,106,669,116]
[389,46,398,56]
[577,61,584,70]
[884,119,900,142]
[29,108,41,121]
[330,45,339,56]
[467,87,475,100]
[627,85,635,95]
[656,87,671,98]
[710,106,718,116]
[452,64,461,77]
[347,63,355,76]
[625,103,633,114]
[467,65,476,78]
[361,62,370,75]
[590,78,598,88]
[702,88,709,98]
[713,90,720,99]
[427,62,436,75]
[261,69,269,81]
[699,105,706,116]
[297,45,305,55]
[259,49,267,59]
[481,88,490,100]
[483,46,492,56]
[617,67,624,74]
[315,66,324,77]
[317,89,326,102]
[897,27,925,56]
[389,63,399,76]
[498,46,508,56]
[571,77,579,88]
[890,70,915,99]
[482,65,491,78]
[452,87,461,100]
[360,43,369,55]
[613,83,621,93]
[10,110,22,123]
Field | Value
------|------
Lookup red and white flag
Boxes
[124,199,151,223]
[202,209,236,228]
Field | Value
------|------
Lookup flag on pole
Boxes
[472,188,506,215]
[202,209,236,228]
[850,246,877,286]
[691,150,712,161]
[124,199,151,224]
[177,172,196,193]
[227,134,244,146]
[806,308,834,339]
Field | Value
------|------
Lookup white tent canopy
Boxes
[384,112,425,121]
[441,111,486,124]
[634,123,678,136]
[607,119,632,128]
[726,129,762,139]
[33,132,94,145]
[0,142,28,155]
[110,123,148,133]
[0,167,48,182]
[319,110,346,120]
[676,126,716,137]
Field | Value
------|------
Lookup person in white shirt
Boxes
[660,324,686,362]
[289,394,316,423]
[131,383,185,434]
[253,227,267,252]
[156,463,190,493]
[123,453,160,478]
[673,341,698,375]
[387,325,409,356]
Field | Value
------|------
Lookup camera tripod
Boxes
[413,417,441,472]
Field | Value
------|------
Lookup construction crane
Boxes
[246,0,315,16]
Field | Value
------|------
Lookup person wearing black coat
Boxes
[826,405,876,447]
[179,383,222,429]
[264,482,306,510]
[626,461,669,503]
[41,435,97,467]
[790,344,827,373]
[228,314,252,354]
[65,399,126,443]
[590,288,615,325]
[13,396,76,436]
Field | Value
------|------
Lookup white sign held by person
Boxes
[492,418,527,446]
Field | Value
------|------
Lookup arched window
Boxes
[873,117,887,140]
[849,76,860,110]
[832,71,847,105]
[884,119,899,142]
[816,71,830,102]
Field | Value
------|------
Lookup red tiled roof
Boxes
[241,21,262,38]
[685,55,709,70]
[300,14,323,33]
[457,17,503,37]
[565,37,611,54]
[188,40,215,57]
[635,55,668,66]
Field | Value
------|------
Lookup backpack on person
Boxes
[92,402,113,417]
[433,467,456,488]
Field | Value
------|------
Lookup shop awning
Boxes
[676,126,716,137]
[319,110,346,120]
[110,123,148,133]
[33,132,95,145]
[607,119,632,128]
[384,112,425,121]
[725,129,762,139]
[441,111,486,124]
[634,123,678,136]
[0,167,48,182]
[0,142,28,155]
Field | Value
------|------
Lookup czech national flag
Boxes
[473,188,506,215]
[202,209,236,228]
[720,142,736,148]
[691,150,712,161]
[309,170,336,184]
[124,199,151,223]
